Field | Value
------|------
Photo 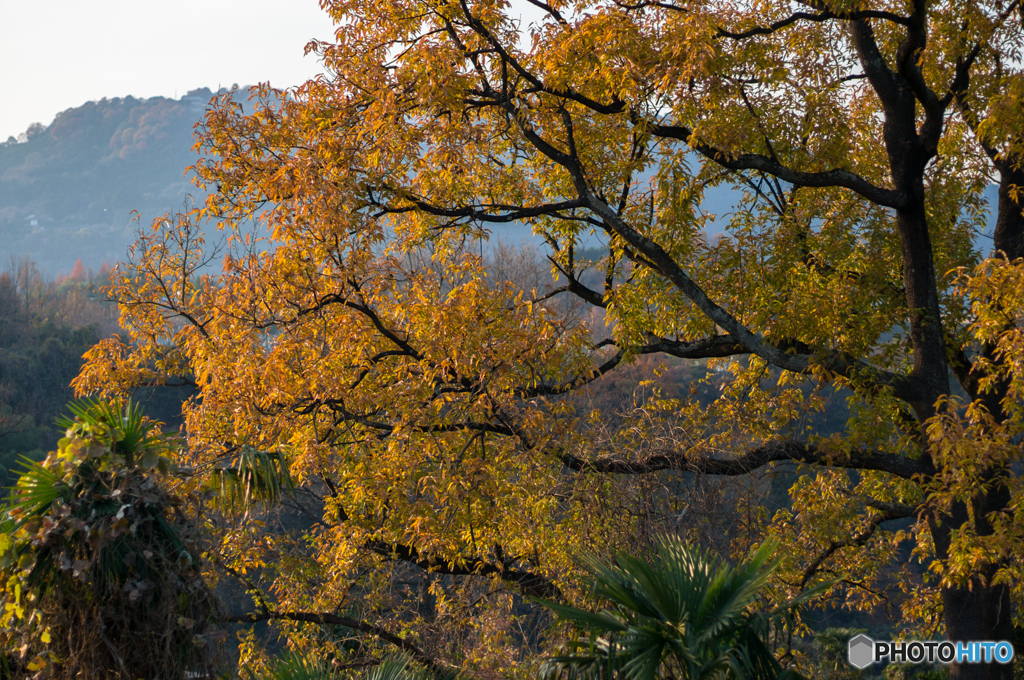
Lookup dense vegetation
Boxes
[2,0,1023,675]
[74,0,1024,676]
[0,400,221,680]
[0,260,118,484]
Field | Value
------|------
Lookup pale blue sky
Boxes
[0,0,337,140]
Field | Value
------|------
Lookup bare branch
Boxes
[365,540,563,601]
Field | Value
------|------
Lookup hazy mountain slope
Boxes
[0,90,214,274]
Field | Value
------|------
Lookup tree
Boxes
[75,0,1024,677]
[540,537,812,680]
[0,257,121,486]
[0,399,221,679]
[67,258,87,283]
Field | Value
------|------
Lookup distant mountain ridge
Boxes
[0,89,221,274]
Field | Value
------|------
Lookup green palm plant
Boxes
[262,651,442,680]
[359,655,441,680]
[263,650,339,680]
[57,397,169,467]
[0,398,222,680]
[209,444,295,517]
[539,537,819,680]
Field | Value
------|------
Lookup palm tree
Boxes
[539,537,818,680]
[261,651,445,680]
[0,398,221,680]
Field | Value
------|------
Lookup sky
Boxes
[0,0,339,140]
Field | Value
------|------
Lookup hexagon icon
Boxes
[849,634,875,669]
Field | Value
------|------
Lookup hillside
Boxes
[0,89,218,274]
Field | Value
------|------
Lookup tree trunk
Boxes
[942,574,1013,680]
[993,167,1024,261]
[933,480,1014,680]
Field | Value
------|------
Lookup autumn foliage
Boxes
[72,0,1024,676]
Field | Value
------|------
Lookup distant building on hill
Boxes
[181,88,214,113]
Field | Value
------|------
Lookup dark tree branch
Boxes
[221,611,443,671]
[650,123,908,209]
[456,0,625,115]
[568,176,920,402]
[542,254,609,308]
[798,506,913,588]
[375,193,586,224]
[213,556,271,616]
[560,440,932,480]
[521,0,568,24]
[718,9,910,40]
[523,335,756,396]
[848,19,905,113]
[365,540,563,601]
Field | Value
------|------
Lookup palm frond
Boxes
[263,650,337,680]
[360,654,439,680]
[260,651,445,680]
[539,536,798,680]
[209,446,295,515]
[4,456,70,529]
[58,397,172,467]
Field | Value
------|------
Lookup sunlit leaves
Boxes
[73,0,1024,669]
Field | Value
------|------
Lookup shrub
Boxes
[0,399,222,679]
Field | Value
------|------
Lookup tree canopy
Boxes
[76,0,1024,677]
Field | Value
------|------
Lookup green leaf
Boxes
[141,449,160,471]
[539,536,792,680]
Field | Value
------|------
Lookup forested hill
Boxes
[0,89,221,274]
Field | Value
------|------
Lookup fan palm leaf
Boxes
[209,445,294,516]
[539,537,817,680]
[261,651,447,680]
